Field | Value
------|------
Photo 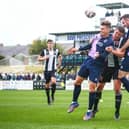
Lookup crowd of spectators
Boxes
[0,71,77,82]
[0,73,42,81]
[105,10,121,17]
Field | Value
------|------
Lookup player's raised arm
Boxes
[67,47,79,54]
[120,39,129,51]
[67,43,92,54]
[119,14,129,51]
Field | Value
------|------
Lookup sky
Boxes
[0,0,129,46]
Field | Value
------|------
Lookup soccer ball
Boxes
[85,10,96,18]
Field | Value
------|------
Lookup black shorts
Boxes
[100,67,119,83]
[44,71,56,83]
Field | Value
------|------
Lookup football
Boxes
[85,10,96,18]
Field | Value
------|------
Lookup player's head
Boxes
[47,39,54,49]
[112,26,125,41]
[100,20,111,37]
[120,14,129,28]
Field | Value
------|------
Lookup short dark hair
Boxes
[116,26,125,34]
[101,20,111,28]
[120,14,129,20]
[47,39,53,43]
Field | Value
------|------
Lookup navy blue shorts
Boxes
[78,58,102,83]
[120,57,129,72]
[44,71,56,83]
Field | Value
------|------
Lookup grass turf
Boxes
[0,90,129,129]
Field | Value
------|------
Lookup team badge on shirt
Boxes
[97,42,103,47]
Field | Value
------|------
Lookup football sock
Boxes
[51,83,56,101]
[45,88,50,104]
[115,93,122,113]
[88,92,96,110]
[72,85,81,102]
[93,91,102,111]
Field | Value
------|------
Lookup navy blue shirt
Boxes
[94,35,114,66]
[78,35,114,66]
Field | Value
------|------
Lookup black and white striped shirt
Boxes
[107,39,123,67]
[40,48,60,71]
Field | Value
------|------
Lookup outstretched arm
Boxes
[78,44,92,51]
[67,44,91,54]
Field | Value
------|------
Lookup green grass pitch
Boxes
[0,90,129,129]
